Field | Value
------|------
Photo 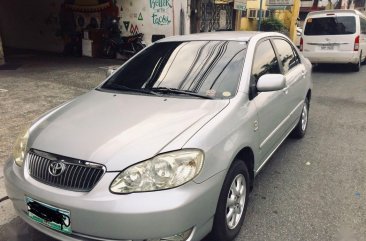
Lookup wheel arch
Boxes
[306,89,312,106]
[233,147,255,191]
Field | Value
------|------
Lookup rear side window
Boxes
[273,39,300,73]
[361,17,366,34]
[304,16,356,35]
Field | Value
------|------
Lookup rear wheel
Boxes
[102,44,116,59]
[211,161,249,241]
[352,54,361,72]
[362,52,366,65]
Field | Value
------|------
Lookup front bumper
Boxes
[303,51,359,64]
[4,159,225,241]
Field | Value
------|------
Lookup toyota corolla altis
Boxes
[4,32,312,241]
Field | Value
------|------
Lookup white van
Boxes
[301,10,366,71]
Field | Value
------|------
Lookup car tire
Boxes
[210,161,249,241]
[352,55,361,72]
[291,97,309,139]
[362,52,366,65]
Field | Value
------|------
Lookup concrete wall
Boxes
[116,0,190,44]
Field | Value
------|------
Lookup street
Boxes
[1,55,365,241]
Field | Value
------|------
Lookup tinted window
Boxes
[252,40,281,84]
[361,18,366,34]
[273,39,300,73]
[102,41,247,99]
[304,16,356,35]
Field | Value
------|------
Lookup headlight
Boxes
[110,149,204,194]
[13,129,29,167]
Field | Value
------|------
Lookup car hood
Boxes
[29,90,229,171]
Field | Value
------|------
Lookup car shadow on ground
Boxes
[311,63,362,73]
[0,217,55,241]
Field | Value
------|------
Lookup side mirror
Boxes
[106,66,118,77]
[257,74,286,92]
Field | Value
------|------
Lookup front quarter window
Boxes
[251,40,281,84]
[249,39,281,99]
[101,41,247,99]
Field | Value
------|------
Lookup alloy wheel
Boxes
[301,103,308,131]
[226,174,246,230]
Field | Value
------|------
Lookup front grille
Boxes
[27,150,106,192]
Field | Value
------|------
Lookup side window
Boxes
[251,40,281,84]
[361,18,366,34]
[273,39,300,73]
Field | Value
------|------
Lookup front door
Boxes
[250,39,290,171]
[272,38,307,128]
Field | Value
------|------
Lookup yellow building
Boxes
[238,0,300,42]
[239,0,268,31]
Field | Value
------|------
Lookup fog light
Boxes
[147,228,193,241]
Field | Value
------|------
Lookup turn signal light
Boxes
[354,35,360,51]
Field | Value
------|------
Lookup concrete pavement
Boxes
[0,52,122,240]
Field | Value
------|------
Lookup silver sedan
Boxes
[4,31,312,241]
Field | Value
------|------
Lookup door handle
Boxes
[301,70,306,78]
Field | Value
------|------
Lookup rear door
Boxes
[303,13,357,53]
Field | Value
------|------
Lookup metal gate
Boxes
[191,0,234,33]
[199,0,234,32]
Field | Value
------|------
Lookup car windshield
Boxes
[101,40,247,99]
[304,16,356,35]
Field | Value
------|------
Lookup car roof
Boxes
[157,31,272,43]
[307,9,364,17]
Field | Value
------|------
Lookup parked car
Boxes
[4,32,312,241]
[301,9,366,71]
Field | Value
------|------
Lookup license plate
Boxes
[25,197,72,234]
[321,46,334,50]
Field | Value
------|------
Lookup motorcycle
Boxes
[103,33,145,59]
[102,19,146,59]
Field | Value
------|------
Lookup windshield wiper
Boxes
[151,87,213,99]
[102,84,161,96]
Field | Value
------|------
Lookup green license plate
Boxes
[25,196,72,234]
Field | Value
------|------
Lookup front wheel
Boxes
[210,161,249,241]
[102,43,116,59]
[291,97,309,139]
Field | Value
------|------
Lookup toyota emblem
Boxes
[48,161,66,176]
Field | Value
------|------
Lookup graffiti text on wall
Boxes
[150,0,172,25]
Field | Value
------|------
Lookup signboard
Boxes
[234,0,247,10]
[266,0,294,6]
